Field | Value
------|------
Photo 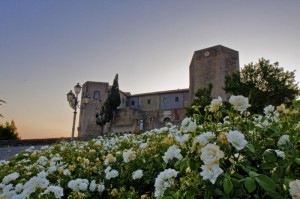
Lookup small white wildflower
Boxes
[264,105,275,116]
[132,169,143,180]
[123,149,136,163]
[274,150,285,158]
[63,169,71,176]
[89,180,97,192]
[139,143,148,149]
[278,135,290,147]
[97,183,105,193]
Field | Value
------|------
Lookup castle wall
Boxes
[138,95,160,111]
[78,45,240,138]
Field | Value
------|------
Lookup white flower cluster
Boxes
[2,172,19,185]
[88,180,105,193]
[42,185,64,199]
[289,179,300,199]
[0,160,9,167]
[154,168,178,198]
[67,178,89,192]
[104,166,119,180]
[209,97,222,112]
[132,169,143,180]
[200,143,224,184]
[162,145,183,164]
[104,154,116,165]
[37,156,48,166]
[0,171,54,199]
[175,133,190,146]
[229,95,251,113]
[194,131,216,147]
[181,117,197,133]
[226,130,248,151]
[123,149,136,163]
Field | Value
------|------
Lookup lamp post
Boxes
[67,83,90,140]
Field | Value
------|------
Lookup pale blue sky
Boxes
[1,0,299,139]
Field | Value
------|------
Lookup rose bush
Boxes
[0,95,300,198]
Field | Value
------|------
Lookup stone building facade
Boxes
[78,45,239,138]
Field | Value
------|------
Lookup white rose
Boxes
[209,97,222,112]
[201,144,224,165]
[226,130,248,150]
[200,163,223,184]
[229,95,251,112]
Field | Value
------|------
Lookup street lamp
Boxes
[67,83,90,140]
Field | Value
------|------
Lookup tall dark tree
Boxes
[110,74,121,112]
[0,120,21,140]
[96,74,121,134]
[224,58,299,113]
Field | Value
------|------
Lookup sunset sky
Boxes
[1,0,299,139]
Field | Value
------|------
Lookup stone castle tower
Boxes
[189,45,239,101]
[78,45,239,137]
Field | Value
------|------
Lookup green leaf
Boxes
[244,177,257,193]
[295,158,300,165]
[249,171,259,178]
[245,143,255,153]
[223,178,233,195]
[263,150,277,163]
[255,174,276,192]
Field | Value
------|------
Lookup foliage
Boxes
[224,58,299,113]
[0,100,6,118]
[0,120,20,140]
[109,74,121,112]
[97,74,121,129]
[1,96,300,198]
[186,83,213,122]
[103,74,121,123]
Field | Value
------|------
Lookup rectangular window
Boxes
[94,91,100,99]
[131,101,135,106]
[147,99,151,104]
[175,96,179,102]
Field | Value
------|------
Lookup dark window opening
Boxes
[131,101,135,106]
[147,99,151,104]
[175,97,179,102]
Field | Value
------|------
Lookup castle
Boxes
[78,45,239,138]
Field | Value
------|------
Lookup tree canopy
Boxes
[0,120,21,140]
[224,58,299,113]
[186,83,213,122]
